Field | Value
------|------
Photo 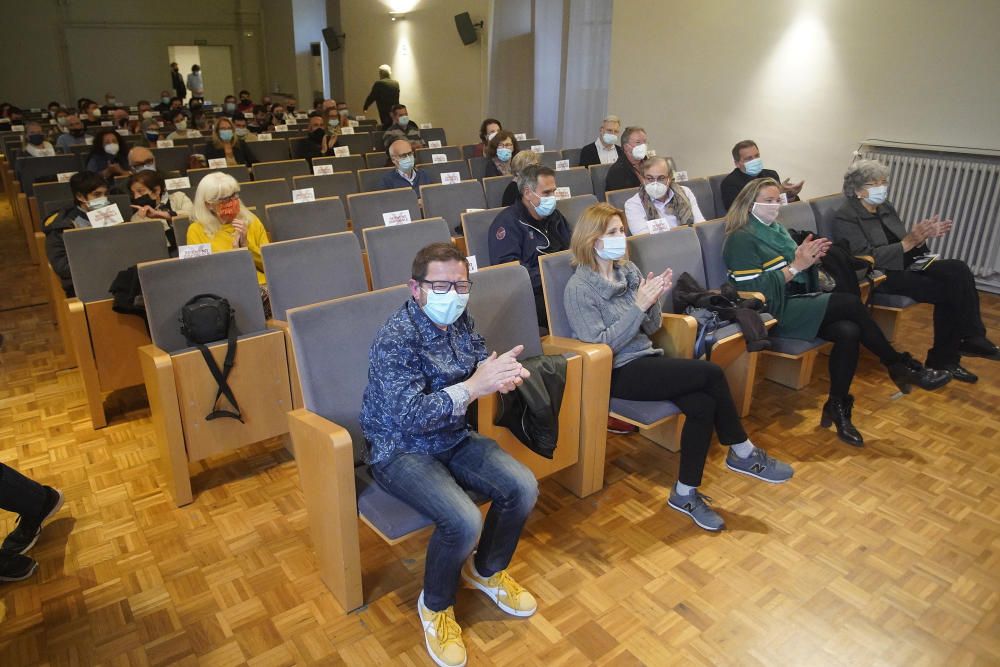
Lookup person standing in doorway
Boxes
[170,62,187,100]
[187,64,205,99]
[363,64,400,130]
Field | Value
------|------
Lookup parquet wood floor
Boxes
[0,193,997,666]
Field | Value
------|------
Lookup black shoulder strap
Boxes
[198,309,243,422]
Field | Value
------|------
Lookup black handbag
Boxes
[180,294,243,422]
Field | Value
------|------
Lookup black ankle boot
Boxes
[820,395,864,447]
[887,353,952,394]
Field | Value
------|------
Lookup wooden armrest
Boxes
[656,313,697,359]
[267,318,289,332]
[855,255,875,266]
[737,291,766,302]
[542,336,612,365]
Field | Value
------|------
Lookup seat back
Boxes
[554,166,593,197]
[460,207,506,267]
[538,250,576,338]
[287,284,411,459]
[777,200,818,234]
[172,215,192,246]
[149,146,193,174]
[681,177,717,220]
[188,165,250,188]
[468,156,487,181]
[628,226,706,312]
[246,139,291,163]
[64,221,169,302]
[15,155,82,195]
[365,151,389,168]
[461,144,478,160]
[336,133,373,155]
[252,159,310,182]
[416,146,462,164]
[346,187,421,248]
[33,181,74,222]
[363,217,453,289]
[262,232,368,320]
[589,163,613,201]
[291,172,357,217]
[138,249,267,353]
[561,147,581,167]
[265,197,348,242]
[313,154,365,177]
[537,151,562,168]
[419,160,471,185]
[708,173,727,217]
[693,218,729,289]
[809,193,847,240]
[605,187,638,212]
[421,128,447,145]
[420,180,487,234]
[467,262,543,357]
[238,178,291,211]
[483,175,514,209]
[358,167,394,192]
[555,194,598,230]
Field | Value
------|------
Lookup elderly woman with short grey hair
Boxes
[832,159,997,383]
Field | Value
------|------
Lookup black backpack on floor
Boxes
[180,294,243,422]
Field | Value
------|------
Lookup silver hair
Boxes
[843,159,889,197]
[621,126,645,145]
[516,164,553,195]
[602,114,621,126]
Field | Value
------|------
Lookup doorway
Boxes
[167,45,235,104]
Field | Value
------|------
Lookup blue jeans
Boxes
[370,433,538,612]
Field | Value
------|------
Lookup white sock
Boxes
[730,440,756,459]
[674,481,696,496]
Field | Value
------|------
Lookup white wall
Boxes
[608,0,1000,197]
[340,0,488,145]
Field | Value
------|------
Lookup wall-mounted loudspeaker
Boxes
[454,12,483,46]
[322,27,345,51]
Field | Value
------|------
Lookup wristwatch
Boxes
[787,265,800,277]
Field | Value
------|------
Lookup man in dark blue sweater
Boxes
[379,138,430,194]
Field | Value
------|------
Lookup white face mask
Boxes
[601,132,617,145]
[631,143,648,160]
[104,143,120,156]
[174,120,187,130]
[487,131,497,142]
[644,181,668,200]
[752,201,781,224]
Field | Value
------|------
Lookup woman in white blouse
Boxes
[623,156,704,235]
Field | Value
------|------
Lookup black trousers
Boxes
[532,285,549,329]
[0,463,47,521]
[610,357,747,487]
[817,292,901,399]
[882,260,985,366]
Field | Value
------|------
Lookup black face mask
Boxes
[70,128,85,138]
[28,134,45,146]
[309,128,325,142]
[287,105,296,113]
[132,194,157,208]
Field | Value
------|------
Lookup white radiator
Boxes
[860,144,1000,293]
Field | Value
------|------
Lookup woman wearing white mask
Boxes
[832,159,997,381]
[565,203,793,532]
[473,117,502,158]
[623,157,704,235]
[724,178,950,447]
[85,128,129,180]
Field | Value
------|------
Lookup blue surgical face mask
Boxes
[532,193,557,217]
[145,131,159,141]
[421,289,469,326]
[863,184,888,205]
[743,157,763,176]
[87,196,109,211]
[496,147,512,162]
[596,235,626,261]
[398,155,415,172]
[218,129,234,142]
[397,115,409,127]
[224,103,236,113]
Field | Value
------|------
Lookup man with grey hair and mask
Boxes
[579,114,625,168]
[364,64,400,129]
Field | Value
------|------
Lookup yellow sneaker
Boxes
[417,591,467,667]
[461,561,537,617]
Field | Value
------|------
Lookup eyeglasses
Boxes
[214,193,240,204]
[395,151,414,160]
[416,280,473,294]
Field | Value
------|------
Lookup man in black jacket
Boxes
[363,64,400,129]
[604,126,648,193]
[720,139,804,212]
[43,172,110,297]
[488,165,571,328]
[170,62,186,100]
[579,114,625,168]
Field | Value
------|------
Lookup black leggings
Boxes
[610,357,747,487]
[817,292,902,399]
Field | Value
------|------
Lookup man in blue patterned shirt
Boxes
[360,243,538,667]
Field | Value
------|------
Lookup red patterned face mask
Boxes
[215,198,240,222]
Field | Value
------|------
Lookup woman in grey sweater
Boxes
[563,203,793,531]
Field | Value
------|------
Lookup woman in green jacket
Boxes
[722,178,950,446]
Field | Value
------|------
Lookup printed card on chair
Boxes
[87,204,124,228]
[427,140,442,149]
[431,154,448,164]
[333,146,350,157]
[165,177,191,190]
[178,243,212,259]
[208,158,228,169]
[554,187,571,200]
[441,172,461,184]
[313,164,334,175]
[157,139,174,148]
[292,188,315,203]
[383,210,412,226]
